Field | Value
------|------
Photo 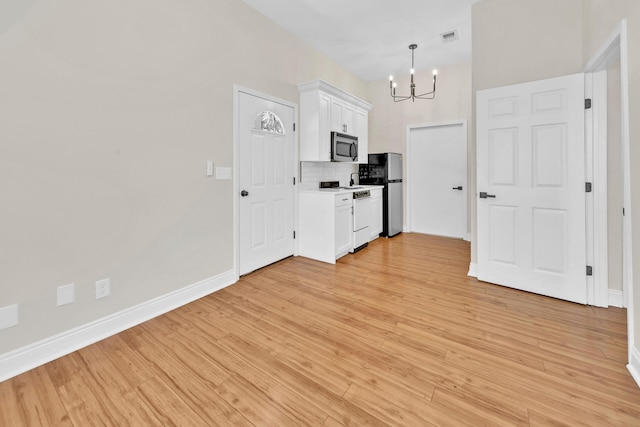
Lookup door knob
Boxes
[452,186,463,191]
[241,190,249,197]
[479,192,496,199]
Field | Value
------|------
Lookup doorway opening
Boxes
[406,120,468,240]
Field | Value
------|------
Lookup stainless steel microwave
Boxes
[331,132,358,162]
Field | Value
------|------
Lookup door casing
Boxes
[583,20,634,367]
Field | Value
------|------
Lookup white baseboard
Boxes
[628,345,640,389]
[468,263,478,277]
[0,270,236,383]
[464,233,471,242]
[608,289,624,308]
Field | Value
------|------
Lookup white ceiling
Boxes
[241,0,481,82]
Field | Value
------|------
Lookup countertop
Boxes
[299,185,384,195]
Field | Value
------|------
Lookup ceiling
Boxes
[241,0,482,82]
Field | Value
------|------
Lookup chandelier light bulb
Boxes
[410,68,415,75]
[393,82,397,88]
[389,75,393,81]
[433,69,438,75]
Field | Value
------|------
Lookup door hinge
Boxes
[585,182,592,193]
[293,123,296,131]
[623,207,626,216]
[293,177,296,185]
[586,265,593,276]
[293,230,296,239]
[585,99,592,109]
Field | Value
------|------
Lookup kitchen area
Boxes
[296,80,402,264]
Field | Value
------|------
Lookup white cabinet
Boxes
[334,195,353,257]
[298,80,372,163]
[331,98,355,135]
[369,188,383,240]
[298,192,353,264]
[355,109,368,164]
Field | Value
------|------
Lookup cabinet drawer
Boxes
[335,194,352,207]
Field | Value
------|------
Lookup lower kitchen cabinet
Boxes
[298,192,353,264]
[369,188,383,240]
[335,196,353,257]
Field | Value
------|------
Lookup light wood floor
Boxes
[2,234,639,426]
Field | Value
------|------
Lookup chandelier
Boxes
[389,44,437,102]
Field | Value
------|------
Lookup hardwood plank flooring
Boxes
[2,233,639,426]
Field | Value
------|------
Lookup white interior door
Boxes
[477,73,587,304]
[238,91,294,275]
[409,122,467,238]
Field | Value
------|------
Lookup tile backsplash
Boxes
[299,162,359,191]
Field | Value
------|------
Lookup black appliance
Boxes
[359,152,403,237]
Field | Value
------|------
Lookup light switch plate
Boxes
[0,304,19,330]
[215,167,232,180]
[206,160,214,176]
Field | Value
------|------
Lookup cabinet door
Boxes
[330,98,345,133]
[343,104,355,135]
[331,99,355,135]
[299,91,332,161]
[318,93,331,160]
[370,195,383,240]
[355,109,368,163]
[335,203,353,257]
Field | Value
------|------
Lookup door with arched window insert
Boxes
[238,90,295,275]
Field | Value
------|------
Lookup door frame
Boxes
[233,85,299,280]
[584,20,635,371]
[584,70,609,308]
[406,120,468,240]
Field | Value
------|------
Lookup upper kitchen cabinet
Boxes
[330,98,355,134]
[298,80,372,163]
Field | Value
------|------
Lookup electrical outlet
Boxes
[57,283,75,306]
[215,166,232,180]
[0,304,19,330]
[95,278,110,300]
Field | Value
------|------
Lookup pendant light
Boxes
[389,44,437,102]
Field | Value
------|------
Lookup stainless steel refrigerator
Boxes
[359,152,403,237]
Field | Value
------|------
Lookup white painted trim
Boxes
[584,72,596,306]
[584,26,621,72]
[465,233,471,242]
[583,19,634,367]
[628,346,640,389]
[468,263,478,278]
[593,70,609,307]
[297,80,373,111]
[608,289,624,308]
[233,85,300,279]
[619,20,635,365]
[584,70,609,308]
[406,120,468,239]
[0,270,236,383]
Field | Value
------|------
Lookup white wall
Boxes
[366,61,472,229]
[0,0,365,354]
